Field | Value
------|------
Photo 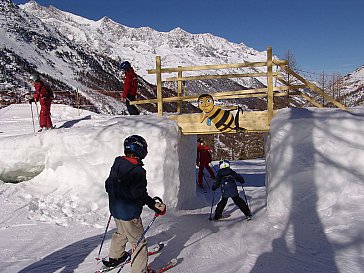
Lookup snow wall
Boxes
[0,111,197,226]
[265,107,364,219]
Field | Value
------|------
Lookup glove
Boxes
[146,196,166,216]
[154,202,166,216]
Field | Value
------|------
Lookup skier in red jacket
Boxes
[196,138,216,188]
[29,74,53,132]
[119,61,140,115]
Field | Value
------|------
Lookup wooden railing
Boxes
[130,47,347,134]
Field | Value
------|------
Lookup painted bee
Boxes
[197,94,236,133]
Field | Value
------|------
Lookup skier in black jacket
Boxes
[104,135,166,273]
[212,159,252,221]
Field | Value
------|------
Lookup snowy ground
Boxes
[1,104,364,273]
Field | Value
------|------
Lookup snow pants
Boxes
[39,98,53,129]
[198,163,215,186]
[109,217,148,273]
[215,195,250,217]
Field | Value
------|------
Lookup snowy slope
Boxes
[19,1,268,86]
[1,104,364,273]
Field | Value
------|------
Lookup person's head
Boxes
[29,73,39,85]
[124,135,148,160]
[119,61,131,71]
[197,138,204,144]
[219,159,230,169]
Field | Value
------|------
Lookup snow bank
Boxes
[0,104,196,227]
[266,107,364,219]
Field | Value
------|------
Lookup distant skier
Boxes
[28,73,54,132]
[104,135,166,273]
[212,159,252,221]
[119,61,140,115]
[196,138,215,188]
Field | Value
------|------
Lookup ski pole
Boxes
[241,185,251,211]
[209,162,218,174]
[116,215,158,273]
[35,101,40,126]
[96,214,112,262]
[30,102,35,133]
[208,191,216,220]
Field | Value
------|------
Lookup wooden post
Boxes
[267,46,273,123]
[156,56,163,116]
[177,66,182,114]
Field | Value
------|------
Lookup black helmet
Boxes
[119,61,131,71]
[124,135,148,159]
[219,159,230,169]
[197,138,204,143]
[29,73,39,82]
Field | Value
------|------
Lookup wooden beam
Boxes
[165,72,279,82]
[129,85,307,105]
[267,46,274,123]
[273,60,348,110]
[148,61,268,74]
[167,111,276,134]
[276,77,323,108]
[177,66,182,113]
[156,56,163,116]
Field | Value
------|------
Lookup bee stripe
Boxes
[215,111,234,130]
[209,108,221,120]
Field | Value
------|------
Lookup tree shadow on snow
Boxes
[250,108,340,273]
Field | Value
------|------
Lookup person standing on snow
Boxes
[196,138,216,188]
[104,135,166,273]
[119,61,140,115]
[212,159,252,221]
[28,73,53,132]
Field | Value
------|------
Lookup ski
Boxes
[209,213,231,221]
[95,243,164,273]
[152,258,178,273]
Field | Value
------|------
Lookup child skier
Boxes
[211,159,252,221]
[196,138,215,188]
[104,135,166,273]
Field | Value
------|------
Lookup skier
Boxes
[28,73,53,132]
[119,61,140,115]
[104,135,166,273]
[212,159,252,221]
[196,138,215,188]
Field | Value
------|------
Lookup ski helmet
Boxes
[124,135,148,159]
[29,73,39,82]
[119,61,131,71]
[219,159,230,169]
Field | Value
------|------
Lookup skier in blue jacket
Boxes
[104,135,166,273]
[212,159,252,221]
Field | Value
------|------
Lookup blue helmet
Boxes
[124,135,148,159]
[119,61,131,70]
[219,159,230,169]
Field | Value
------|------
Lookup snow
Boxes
[1,103,364,273]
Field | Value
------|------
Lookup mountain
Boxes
[2,0,363,159]
[339,65,364,106]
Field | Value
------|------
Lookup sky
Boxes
[12,0,364,77]
[1,103,364,272]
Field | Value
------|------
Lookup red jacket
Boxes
[197,144,212,165]
[122,68,138,99]
[33,81,49,101]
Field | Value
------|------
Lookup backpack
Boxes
[39,81,54,99]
